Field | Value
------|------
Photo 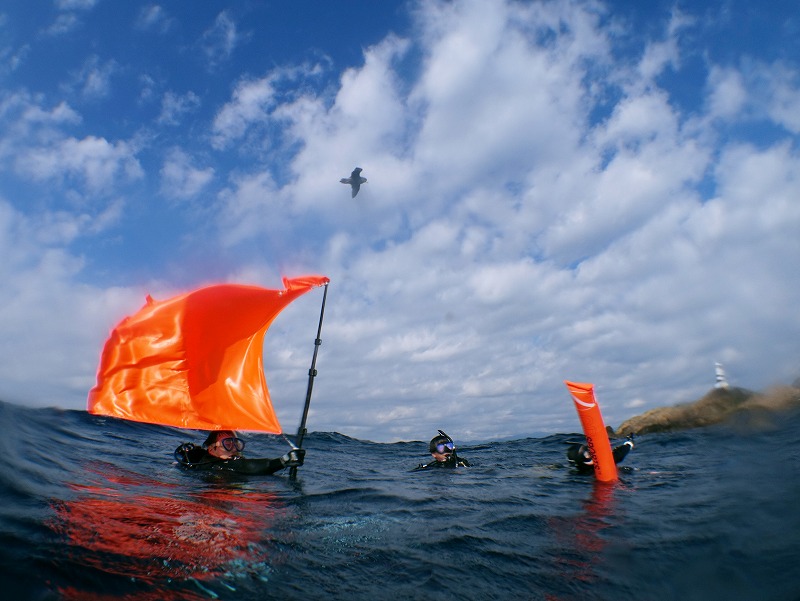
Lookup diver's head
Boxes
[429,430,455,461]
[203,430,245,459]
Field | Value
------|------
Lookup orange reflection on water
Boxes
[48,468,281,600]
[546,481,619,600]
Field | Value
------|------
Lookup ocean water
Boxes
[1,399,799,601]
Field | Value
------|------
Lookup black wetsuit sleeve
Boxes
[175,444,286,474]
[186,446,207,463]
[413,456,470,470]
[412,460,441,471]
[566,444,594,473]
[175,443,211,465]
[229,457,286,475]
[612,442,632,465]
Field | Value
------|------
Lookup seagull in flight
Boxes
[340,167,367,198]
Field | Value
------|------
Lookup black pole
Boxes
[290,283,328,479]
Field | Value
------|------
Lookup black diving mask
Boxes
[218,437,245,452]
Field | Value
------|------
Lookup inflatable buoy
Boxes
[564,381,618,482]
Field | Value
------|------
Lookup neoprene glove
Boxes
[280,448,305,467]
[174,443,196,463]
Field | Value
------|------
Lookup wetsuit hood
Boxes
[203,430,238,448]
[429,429,454,453]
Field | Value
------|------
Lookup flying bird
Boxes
[340,167,367,198]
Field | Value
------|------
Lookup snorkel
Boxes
[437,429,459,464]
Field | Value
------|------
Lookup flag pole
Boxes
[290,282,328,479]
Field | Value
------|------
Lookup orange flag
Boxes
[87,275,329,433]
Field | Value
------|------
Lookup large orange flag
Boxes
[87,275,329,433]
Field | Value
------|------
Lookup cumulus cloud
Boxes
[210,62,327,151]
[17,135,142,192]
[636,8,693,81]
[160,147,214,200]
[1,0,798,442]
[0,196,137,406]
[758,61,800,134]
[0,93,142,195]
[235,0,799,440]
[706,59,800,135]
[706,66,747,120]
[216,170,293,248]
[211,75,278,149]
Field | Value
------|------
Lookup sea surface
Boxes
[1,399,799,601]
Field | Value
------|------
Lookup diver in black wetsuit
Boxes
[174,430,305,475]
[413,430,471,470]
[566,436,634,473]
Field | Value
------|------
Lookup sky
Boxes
[1,0,799,443]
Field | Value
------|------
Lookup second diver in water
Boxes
[174,430,305,475]
[566,436,634,473]
[414,430,471,470]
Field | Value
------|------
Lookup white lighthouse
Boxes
[714,362,730,389]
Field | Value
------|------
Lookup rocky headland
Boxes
[615,381,800,436]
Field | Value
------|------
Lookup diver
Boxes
[566,435,634,473]
[413,430,471,470]
[174,429,304,475]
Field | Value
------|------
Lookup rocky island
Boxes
[615,380,800,436]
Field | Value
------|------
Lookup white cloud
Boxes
[243,0,799,440]
[22,100,81,126]
[158,90,201,125]
[211,75,277,149]
[760,62,800,134]
[160,147,214,200]
[1,0,799,443]
[16,135,142,192]
[706,66,747,119]
[56,0,98,9]
[200,11,240,68]
[328,34,410,145]
[43,13,80,36]
[0,42,30,75]
[210,61,328,152]
[77,56,118,99]
[637,9,692,81]
[712,141,800,238]
[216,170,289,247]
[136,5,172,34]
[705,60,800,135]
[409,0,598,194]
[0,197,139,407]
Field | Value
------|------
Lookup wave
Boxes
[2,399,800,600]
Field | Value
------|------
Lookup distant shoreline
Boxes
[615,382,800,436]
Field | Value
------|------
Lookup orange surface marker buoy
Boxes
[564,381,618,482]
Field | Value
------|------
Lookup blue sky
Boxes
[1,0,799,443]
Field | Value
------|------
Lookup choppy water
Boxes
[1,399,799,600]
